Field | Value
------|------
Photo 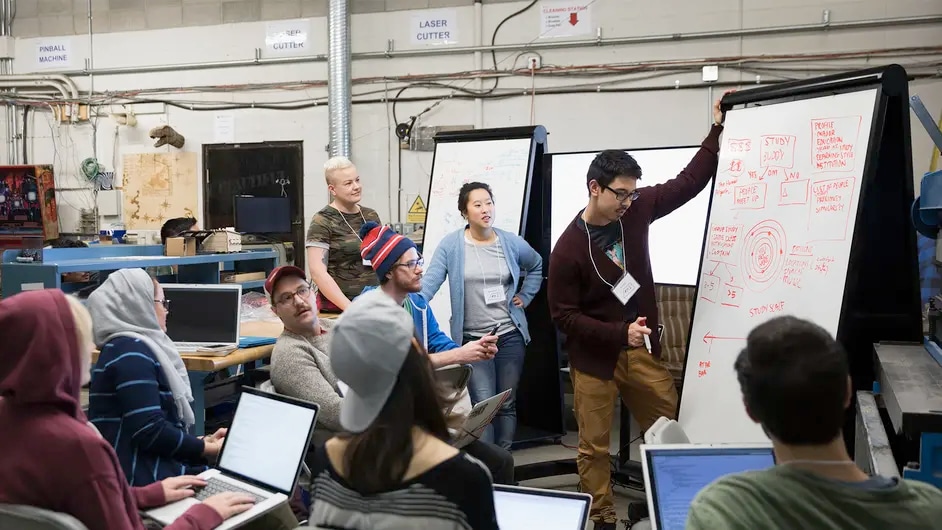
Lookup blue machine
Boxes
[885,95,942,488]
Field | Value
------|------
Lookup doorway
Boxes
[202,142,305,269]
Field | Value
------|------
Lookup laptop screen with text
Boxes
[162,285,241,343]
[493,487,589,530]
[647,446,775,530]
[218,391,318,494]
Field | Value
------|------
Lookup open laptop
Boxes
[161,283,242,353]
[493,485,591,530]
[145,387,319,530]
[640,443,776,530]
[451,389,512,448]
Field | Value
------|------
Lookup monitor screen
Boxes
[162,285,240,343]
[218,391,318,493]
[494,488,588,530]
[234,196,291,234]
[648,446,775,530]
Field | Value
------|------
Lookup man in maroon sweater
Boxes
[548,98,725,529]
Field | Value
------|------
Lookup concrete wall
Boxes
[7,0,942,232]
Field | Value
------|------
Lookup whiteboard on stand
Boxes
[548,146,709,286]
[422,138,536,339]
[678,88,879,443]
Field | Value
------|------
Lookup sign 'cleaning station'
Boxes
[411,9,459,45]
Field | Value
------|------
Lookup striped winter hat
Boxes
[359,222,417,281]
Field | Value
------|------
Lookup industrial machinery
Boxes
[875,95,942,488]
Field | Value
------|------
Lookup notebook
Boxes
[144,387,319,530]
[493,485,591,530]
[640,443,776,530]
[161,283,242,354]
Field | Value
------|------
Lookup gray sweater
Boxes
[270,319,343,438]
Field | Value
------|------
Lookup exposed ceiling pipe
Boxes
[327,0,351,158]
[0,75,80,100]
[0,80,71,100]
[49,14,942,78]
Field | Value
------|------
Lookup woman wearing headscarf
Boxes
[0,289,255,530]
[86,268,223,486]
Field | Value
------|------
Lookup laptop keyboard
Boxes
[194,477,267,503]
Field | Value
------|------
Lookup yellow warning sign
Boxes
[407,195,427,223]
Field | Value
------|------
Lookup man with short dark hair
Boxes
[160,216,198,244]
[687,316,942,529]
[548,98,726,529]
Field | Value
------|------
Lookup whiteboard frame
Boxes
[543,144,709,287]
[418,126,548,341]
[423,131,540,243]
[677,79,889,441]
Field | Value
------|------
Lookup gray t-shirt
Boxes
[463,236,514,337]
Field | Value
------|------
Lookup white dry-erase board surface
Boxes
[678,88,879,443]
[549,146,708,286]
[422,137,535,339]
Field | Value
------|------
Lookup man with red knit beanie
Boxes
[357,222,515,485]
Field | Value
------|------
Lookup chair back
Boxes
[0,504,89,530]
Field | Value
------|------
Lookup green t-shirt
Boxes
[687,465,942,530]
[305,205,382,301]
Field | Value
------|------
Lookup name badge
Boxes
[484,286,506,305]
[612,272,640,305]
[362,259,372,267]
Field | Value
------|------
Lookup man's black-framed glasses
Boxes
[603,184,640,203]
[394,256,424,271]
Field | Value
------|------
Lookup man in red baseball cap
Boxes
[265,266,344,445]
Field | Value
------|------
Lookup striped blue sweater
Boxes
[87,336,207,487]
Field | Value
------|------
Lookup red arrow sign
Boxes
[569,12,579,25]
[702,331,746,344]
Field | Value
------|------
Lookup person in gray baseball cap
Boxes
[305,288,498,529]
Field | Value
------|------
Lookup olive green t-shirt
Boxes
[305,205,382,301]
[687,465,942,530]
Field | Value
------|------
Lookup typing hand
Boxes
[627,316,652,348]
[160,476,206,503]
[201,492,256,520]
[202,438,224,458]
[204,427,227,444]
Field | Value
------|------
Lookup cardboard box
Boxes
[221,271,266,283]
[165,236,197,256]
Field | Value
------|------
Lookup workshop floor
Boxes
[512,408,646,530]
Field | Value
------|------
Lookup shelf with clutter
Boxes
[1,243,279,299]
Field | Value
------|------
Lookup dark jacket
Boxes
[548,125,723,380]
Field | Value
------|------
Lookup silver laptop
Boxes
[145,387,319,530]
[161,283,242,353]
[640,443,776,530]
[493,485,591,530]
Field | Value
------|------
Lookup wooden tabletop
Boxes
[89,315,338,373]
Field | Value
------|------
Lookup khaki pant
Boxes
[570,347,679,524]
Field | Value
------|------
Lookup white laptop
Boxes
[145,387,319,530]
[640,443,776,530]
[161,283,242,353]
[493,485,591,530]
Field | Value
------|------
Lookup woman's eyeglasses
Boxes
[154,299,171,311]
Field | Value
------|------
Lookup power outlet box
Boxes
[527,56,542,70]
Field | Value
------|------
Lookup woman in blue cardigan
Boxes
[422,182,543,449]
